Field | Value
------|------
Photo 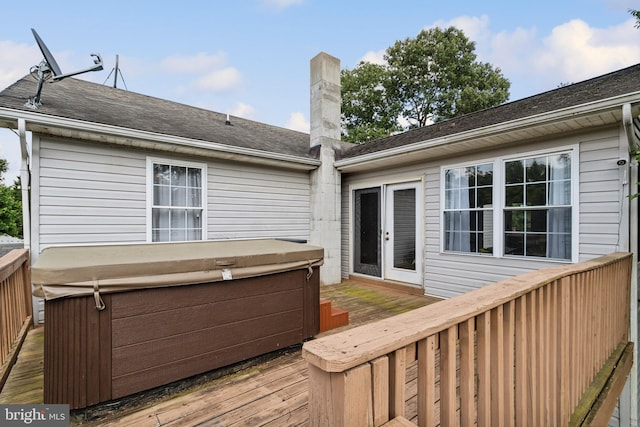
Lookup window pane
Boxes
[465,166,476,187]
[188,188,201,207]
[171,166,187,186]
[171,229,186,241]
[154,185,170,206]
[549,208,572,232]
[170,210,186,228]
[187,210,202,228]
[549,180,570,205]
[445,169,460,188]
[154,164,170,185]
[505,210,525,232]
[478,210,494,253]
[153,229,170,242]
[505,160,524,184]
[444,189,456,209]
[187,228,202,240]
[477,187,492,207]
[467,188,476,209]
[528,209,547,232]
[188,168,202,187]
[504,233,524,255]
[477,164,493,186]
[525,157,546,182]
[526,234,547,257]
[526,183,546,206]
[153,208,171,229]
[505,185,523,207]
[550,153,571,180]
[171,187,186,207]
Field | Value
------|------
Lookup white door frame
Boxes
[383,181,423,285]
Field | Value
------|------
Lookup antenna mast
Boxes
[113,54,119,88]
[26,28,103,109]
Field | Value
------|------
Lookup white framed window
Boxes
[441,147,577,261]
[147,157,207,242]
[443,163,494,254]
[503,152,572,260]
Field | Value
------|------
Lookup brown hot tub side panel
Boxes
[44,295,113,409]
[43,268,319,409]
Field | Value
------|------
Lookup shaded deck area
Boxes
[0,279,441,426]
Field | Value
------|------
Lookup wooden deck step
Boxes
[319,299,349,333]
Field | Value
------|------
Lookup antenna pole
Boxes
[113,54,119,88]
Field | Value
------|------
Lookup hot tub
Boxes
[32,239,323,409]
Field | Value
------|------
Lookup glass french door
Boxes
[384,182,422,284]
[353,182,422,285]
[353,187,382,277]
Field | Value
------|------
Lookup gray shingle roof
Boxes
[0,75,314,159]
[341,62,640,159]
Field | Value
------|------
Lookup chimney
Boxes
[309,52,342,285]
[310,52,341,148]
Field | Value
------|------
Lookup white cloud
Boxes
[230,102,255,119]
[285,112,309,132]
[423,15,640,100]
[430,14,492,49]
[0,40,40,91]
[359,49,386,65]
[160,51,243,94]
[535,18,640,82]
[192,67,243,92]
[161,52,228,74]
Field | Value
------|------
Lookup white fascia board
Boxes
[0,108,320,171]
[335,93,640,171]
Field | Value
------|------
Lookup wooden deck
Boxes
[0,279,441,426]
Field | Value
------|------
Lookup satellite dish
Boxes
[25,28,104,108]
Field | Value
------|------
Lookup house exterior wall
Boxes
[341,126,629,299]
[30,135,312,322]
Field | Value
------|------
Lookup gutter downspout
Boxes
[623,102,638,427]
[17,118,30,251]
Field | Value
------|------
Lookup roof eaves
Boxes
[0,107,321,171]
[335,92,640,172]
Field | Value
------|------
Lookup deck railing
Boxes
[0,249,32,388]
[303,252,633,426]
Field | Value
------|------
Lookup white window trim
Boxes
[440,145,579,262]
[146,156,208,242]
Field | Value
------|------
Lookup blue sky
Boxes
[1,0,640,181]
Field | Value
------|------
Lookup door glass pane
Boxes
[393,188,416,270]
[354,188,381,277]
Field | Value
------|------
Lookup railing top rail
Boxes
[302,252,632,373]
[0,249,29,283]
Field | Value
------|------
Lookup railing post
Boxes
[22,254,32,319]
[307,363,374,426]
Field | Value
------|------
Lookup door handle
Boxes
[385,231,390,241]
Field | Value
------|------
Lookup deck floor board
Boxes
[0,279,440,426]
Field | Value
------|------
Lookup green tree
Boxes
[341,62,402,143]
[631,9,640,28]
[0,158,23,238]
[341,27,510,143]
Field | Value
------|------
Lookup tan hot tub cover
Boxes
[32,239,324,302]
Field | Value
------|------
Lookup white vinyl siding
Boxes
[36,137,147,248]
[34,136,311,250]
[342,128,627,300]
[579,136,625,258]
[207,163,310,241]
